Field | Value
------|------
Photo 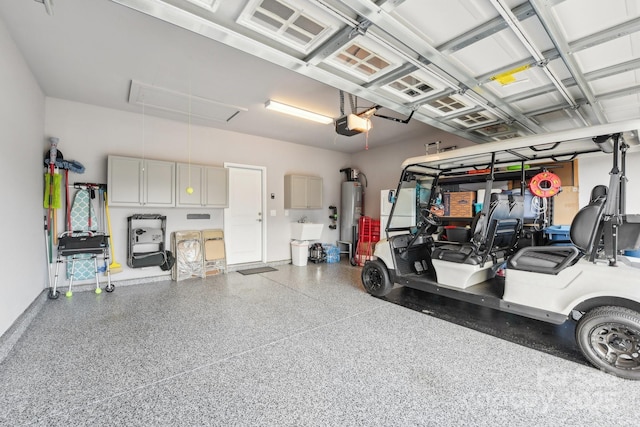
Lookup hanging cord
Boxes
[141,97,146,171]
[188,88,192,191]
[531,196,548,230]
[339,90,345,116]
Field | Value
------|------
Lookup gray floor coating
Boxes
[2,261,640,426]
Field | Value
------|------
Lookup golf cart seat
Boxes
[508,185,608,274]
[618,215,640,251]
[431,193,522,265]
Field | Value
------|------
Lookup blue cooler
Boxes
[624,249,640,259]
[545,225,571,244]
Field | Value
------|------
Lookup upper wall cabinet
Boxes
[284,174,323,209]
[108,155,176,207]
[176,163,229,208]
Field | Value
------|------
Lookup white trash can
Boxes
[291,240,309,266]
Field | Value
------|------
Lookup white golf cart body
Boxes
[364,120,640,378]
[374,239,640,323]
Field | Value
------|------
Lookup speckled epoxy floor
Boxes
[2,261,640,426]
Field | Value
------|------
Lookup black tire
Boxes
[105,284,115,293]
[361,259,393,297]
[48,289,59,300]
[576,306,640,380]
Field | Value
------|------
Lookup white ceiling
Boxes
[2,0,639,153]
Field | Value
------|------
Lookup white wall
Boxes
[578,150,640,212]
[350,129,475,218]
[44,98,351,283]
[0,18,46,337]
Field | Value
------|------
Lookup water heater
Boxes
[340,181,363,245]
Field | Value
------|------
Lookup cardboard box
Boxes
[444,191,474,218]
[553,186,579,225]
[443,192,450,216]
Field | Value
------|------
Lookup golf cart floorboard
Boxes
[399,274,504,300]
[397,274,566,324]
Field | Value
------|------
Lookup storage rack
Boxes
[355,216,380,266]
[127,214,167,268]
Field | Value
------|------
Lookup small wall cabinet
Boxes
[176,163,229,208]
[284,174,323,209]
[108,155,176,207]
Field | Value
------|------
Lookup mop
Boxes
[104,191,122,274]
[43,138,60,289]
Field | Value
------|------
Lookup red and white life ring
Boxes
[529,171,561,198]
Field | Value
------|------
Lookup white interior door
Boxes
[224,164,265,265]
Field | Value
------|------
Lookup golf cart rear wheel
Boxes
[361,259,392,297]
[576,306,640,380]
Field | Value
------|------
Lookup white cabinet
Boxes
[284,174,323,209]
[108,156,175,207]
[176,163,228,208]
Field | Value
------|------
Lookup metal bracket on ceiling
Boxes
[349,20,372,38]
[373,108,415,124]
[536,58,550,68]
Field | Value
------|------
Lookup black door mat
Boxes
[237,267,278,275]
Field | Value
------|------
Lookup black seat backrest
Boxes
[487,218,521,252]
[483,194,524,252]
[483,195,522,259]
[570,187,607,253]
[590,185,607,202]
[432,193,522,265]
[472,193,510,245]
[475,193,523,261]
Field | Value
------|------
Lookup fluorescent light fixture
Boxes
[265,100,333,124]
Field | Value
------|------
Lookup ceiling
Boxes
[2,0,639,153]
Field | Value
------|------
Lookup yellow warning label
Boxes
[490,64,531,85]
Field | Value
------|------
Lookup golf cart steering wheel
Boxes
[421,208,442,227]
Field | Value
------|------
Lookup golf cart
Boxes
[361,120,640,380]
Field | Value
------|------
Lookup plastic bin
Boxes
[545,225,571,242]
[291,240,309,266]
[624,249,640,259]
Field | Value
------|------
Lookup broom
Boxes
[104,191,122,274]
[44,137,60,263]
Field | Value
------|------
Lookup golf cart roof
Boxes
[402,120,640,175]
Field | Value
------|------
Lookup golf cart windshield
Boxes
[388,171,436,231]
